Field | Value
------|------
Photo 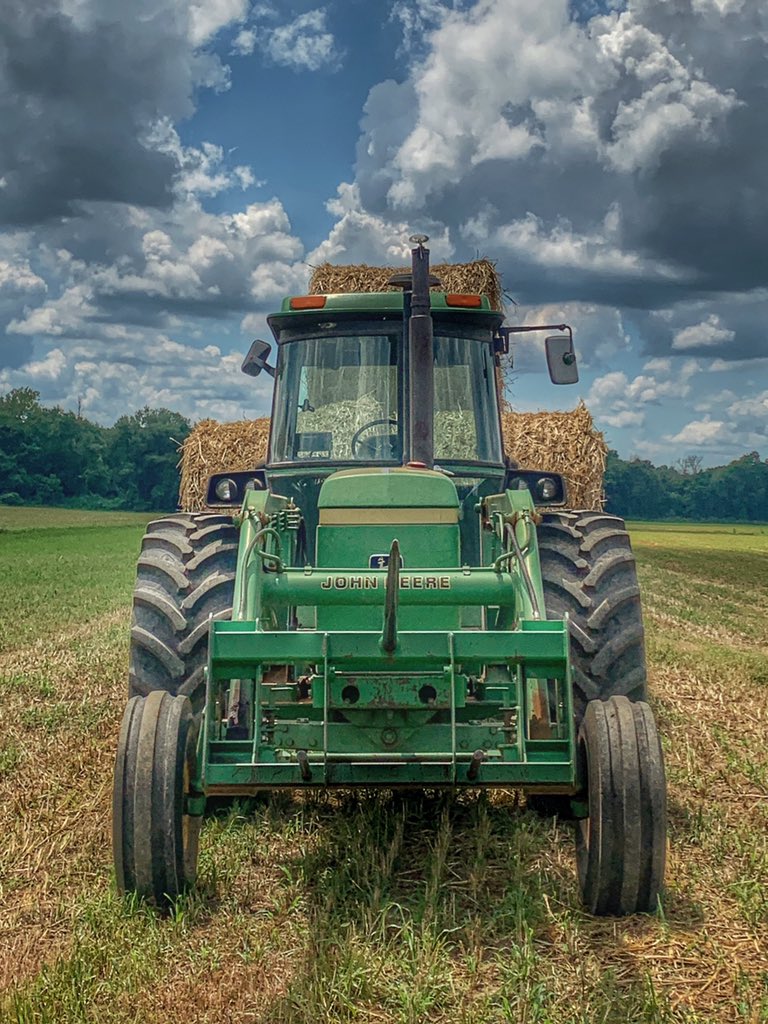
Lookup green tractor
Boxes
[113,237,666,916]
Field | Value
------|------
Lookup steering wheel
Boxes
[350,417,397,459]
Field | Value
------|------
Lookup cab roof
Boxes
[276,291,494,314]
[268,290,503,340]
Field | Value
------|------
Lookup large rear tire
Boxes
[129,513,238,714]
[113,691,202,905]
[537,510,647,727]
[577,696,666,915]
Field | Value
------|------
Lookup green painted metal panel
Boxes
[315,524,461,631]
[209,623,568,676]
[318,467,460,509]
[261,568,516,607]
[204,759,575,788]
[315,466,462,631]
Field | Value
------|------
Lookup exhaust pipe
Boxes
[408,234,434,468]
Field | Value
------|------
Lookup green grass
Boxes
[0,506,156,531]
[0,508,152,653]
[1,516,767,1023]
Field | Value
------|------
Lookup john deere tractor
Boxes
[113,237,666,916]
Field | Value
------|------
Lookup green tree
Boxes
[108,407,191,510]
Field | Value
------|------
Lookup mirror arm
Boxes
[505,323,572,345]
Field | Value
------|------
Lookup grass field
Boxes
[1,507,766,1023]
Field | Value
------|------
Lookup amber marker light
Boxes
[445,293,482,307]
[290,296,327,310]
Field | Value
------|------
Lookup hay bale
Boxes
[178,403,605,512]
[309,260,503,312]
[178,418,270,512]
[502,401,607,510]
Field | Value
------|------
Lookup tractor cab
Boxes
[236,238,577,565]
[260,284,506,566]
[266,292,503,469]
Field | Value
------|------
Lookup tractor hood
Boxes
[318,467,459,518]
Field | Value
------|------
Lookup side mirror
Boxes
[545,335,578,385]
[242,339,275,378]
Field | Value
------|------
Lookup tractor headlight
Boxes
[536,477,559,502]
[215,478,238,502]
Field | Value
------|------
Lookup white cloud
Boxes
[464,210,684,283]
[729,391,768,419]
[147,122,260,199]
[665,417,727,446]
[709,356,768,373]
[672,313,735,351]
[188,0,249,46]
[0,331,275,425]
[643,357,671,373]
[232,28,257,55]
[0,259,46,293]
[596,14,738,174]
[307,182,453,266]
[6,196,307,340]
[389,0,456,57]
[602,408,645,428]
[585,358,702,435]
[248,8,343,72]
[693,388,736,411]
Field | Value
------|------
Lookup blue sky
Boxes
[1,0,766,466]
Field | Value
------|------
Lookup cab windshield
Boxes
[268,326,502,465]
[270,334,400,463]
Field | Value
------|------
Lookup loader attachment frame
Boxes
[194,485,578,794]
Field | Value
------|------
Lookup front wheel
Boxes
[113,691,202,906]
[577,695,666,915]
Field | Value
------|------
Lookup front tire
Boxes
[577,696,666,915]
[113,692,202,905]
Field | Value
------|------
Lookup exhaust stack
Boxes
[408,234,434,468]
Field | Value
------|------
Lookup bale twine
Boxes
[178,402,605,511]
[309,260,503,312]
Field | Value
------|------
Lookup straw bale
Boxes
[435,411,477,461]
[178,417,270,512]
[309,259,503,311]
[178,402,605,511]
[502,401,607,510]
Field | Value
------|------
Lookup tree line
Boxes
[0,388,190,511]
[0,388,766,520]
[603,448,768,522]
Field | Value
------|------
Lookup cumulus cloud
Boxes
[672,313,735,351]
[0,0,247,225]
[0,330,275,424]
[6,196,308,340]
[0,259,47,294]
[232,6,343,71]
[307,182,453,266]
[342,0,768,321]
[188,0,249,46]
[585,357,701,431]
[665,416,727,446]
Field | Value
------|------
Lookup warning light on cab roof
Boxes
[290,296,327,310]
[445,293,482,308]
